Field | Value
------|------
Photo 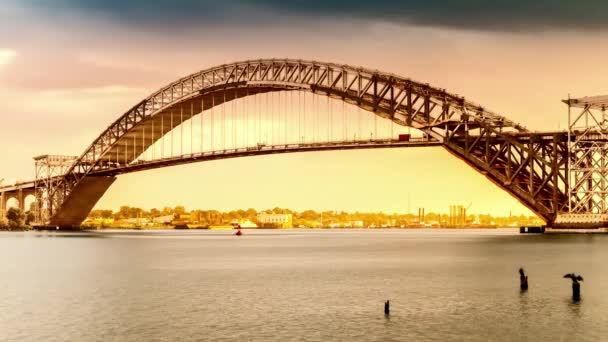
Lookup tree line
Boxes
[88,206,544,227]
[0,208,35,229]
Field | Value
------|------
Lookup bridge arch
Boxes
[47,59,567,228]
[23,194,36,212]
[5,197,19,210]
[2,192,36,212]
[77,59,526,171]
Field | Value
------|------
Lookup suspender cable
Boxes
[315,94,318,143]
[391,114,394,140]
[327,96,331,142]
[233,89,236,149]
[190,102,193,155]
[269,92,272,145]
[200,97,204,153]
[170,110,174,157]
[277,91,280,144]
[161,115,164,158]
[374,108,378,140]
[284,91,286,144]
[256,92,259,144]
[211,95,215,151]
[284,91,288,145]
[180,105,183,156]
[298,91,301,144]
[246,89,249,147]
[343,99,346,142]
[223,91,226,150]
[271,91,273,144]
[281,91,285,144]
[274,91,277,145]
[358,105,361,141]
[302,92,305,143]
[150,120,156,160]
[257,92,260,145]
[124,129,127,165]
[265,92,268,144]
[142,120,146,160]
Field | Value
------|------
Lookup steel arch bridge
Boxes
[2,58,606,229]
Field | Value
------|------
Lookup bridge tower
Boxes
[34,155,77,225]
[555,95,608,228]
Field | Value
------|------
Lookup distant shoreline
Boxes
[0,226,528,232]
[59,226,520,231]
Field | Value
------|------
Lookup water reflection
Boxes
[0,229,606,341]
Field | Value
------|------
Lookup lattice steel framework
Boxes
[42,59,572,226]
[564,95,608,215]
[34,155,77,224]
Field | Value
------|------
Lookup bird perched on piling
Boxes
[564,273,583,301]
[564,273,583,283]
[519,268,528,291]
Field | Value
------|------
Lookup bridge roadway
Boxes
[91,138,440,175]
[0,138,440,220]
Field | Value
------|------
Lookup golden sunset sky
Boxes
[1,1,608,216]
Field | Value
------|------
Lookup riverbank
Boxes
[0,227,31,231]
[85,226,513,231]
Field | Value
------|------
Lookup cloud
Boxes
[0,48,17,66]
[0,49,172,90]
[41,85,145,96]
[25,0,608,32]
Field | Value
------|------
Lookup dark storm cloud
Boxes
[26,0,608,31]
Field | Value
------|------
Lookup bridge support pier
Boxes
[545,214,608,232]
[47,175,116,229]
[17,189,23,212]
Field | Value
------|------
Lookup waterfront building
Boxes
[152,215,174,224]
[351,220,364,228]
[256,212,293,228]
[122,218,151,226]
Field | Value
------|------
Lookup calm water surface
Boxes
[1,229,607,341]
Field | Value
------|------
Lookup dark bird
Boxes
[564,273,583,301]
[563,273,583,283]
[519,268,528,291]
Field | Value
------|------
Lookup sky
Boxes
[1,1,608,216]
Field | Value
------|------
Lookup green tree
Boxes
[100,210,113,219]
[24,211,35,225]
[6,207,23,228]
[149,208,161,218]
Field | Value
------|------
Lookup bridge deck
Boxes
[0,139,442,189]
[91,138,442,176]
[0,181,35,192]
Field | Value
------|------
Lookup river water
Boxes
[1,229,607,341]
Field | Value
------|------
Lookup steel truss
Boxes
[34,155,77,224]
[43,59,575,226]
[564,96,608,218]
